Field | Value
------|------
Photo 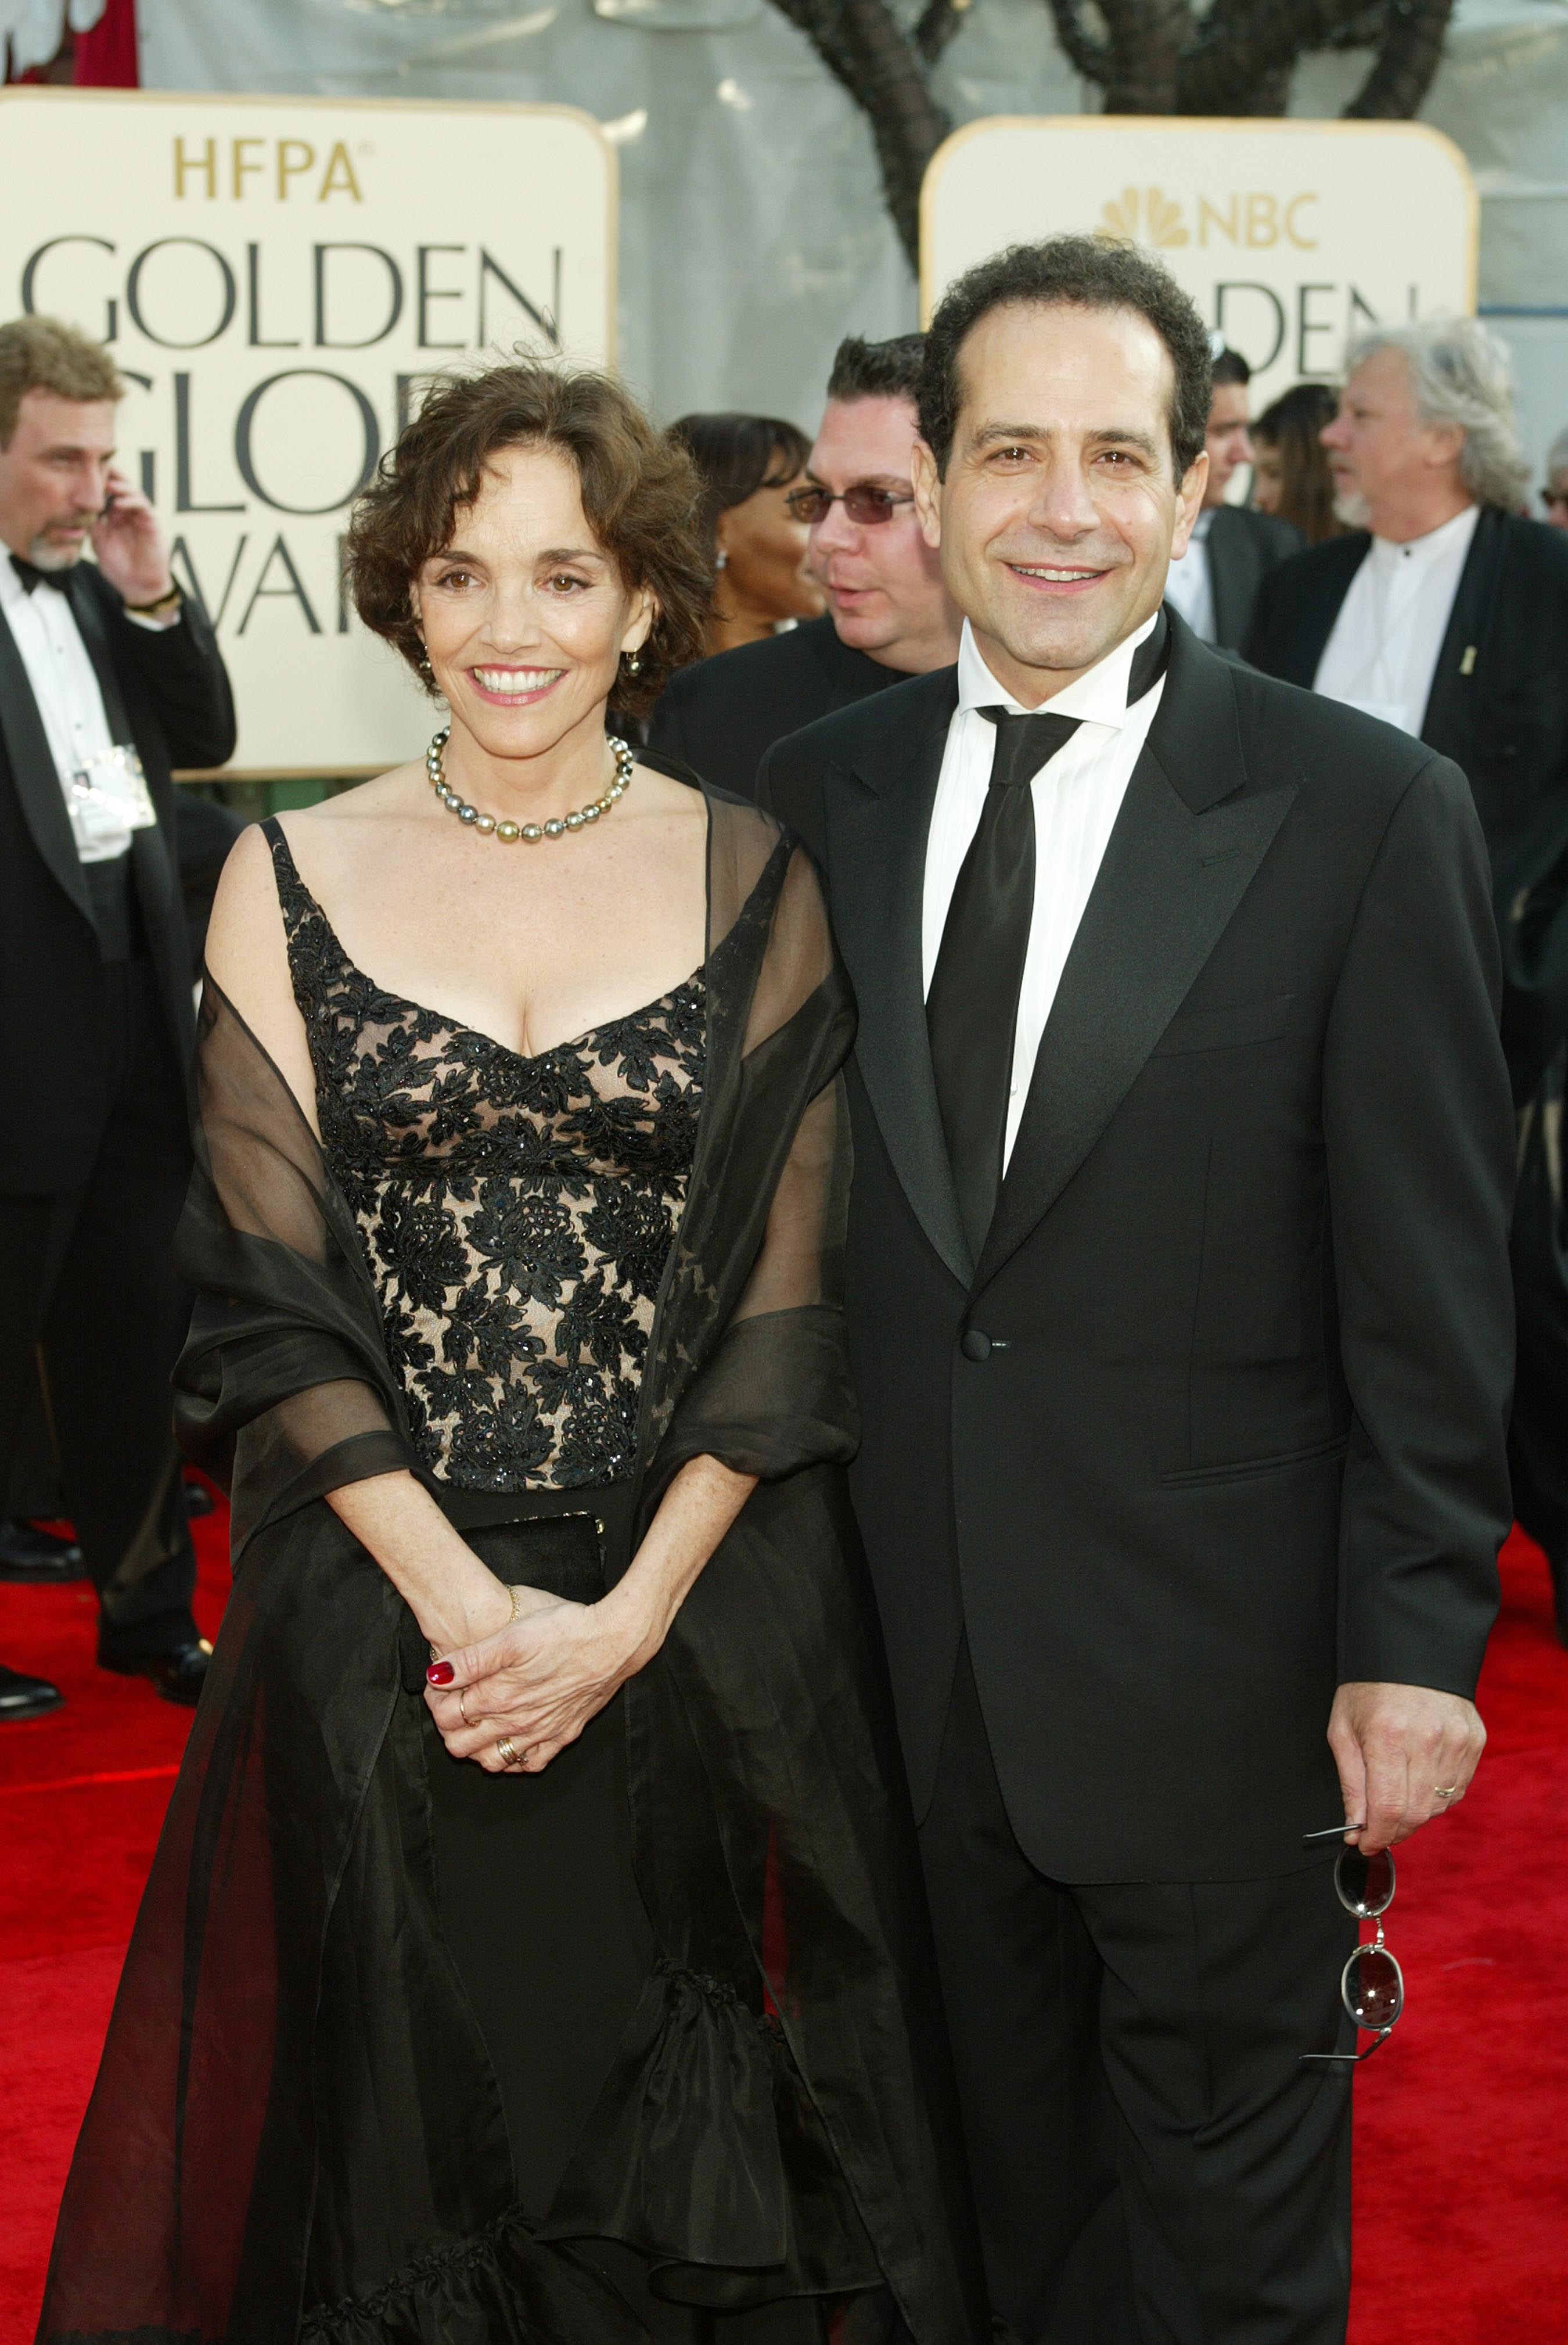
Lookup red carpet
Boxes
[2,1516,1564,2343]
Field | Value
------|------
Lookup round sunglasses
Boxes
[1300,1841,1404,2066]
[784,483,915,527]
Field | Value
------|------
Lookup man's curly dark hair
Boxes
[919,236,1214,483]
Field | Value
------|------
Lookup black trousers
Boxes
[1508,1054,1568,1574]
[918,1646,1357,2345]
[0,960,197,1660]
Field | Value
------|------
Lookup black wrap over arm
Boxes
[174,974,428,1546]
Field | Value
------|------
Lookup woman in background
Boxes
[670,411,823,655]
[1251,380,1343,544]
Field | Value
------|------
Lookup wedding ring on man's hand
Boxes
[1433,1784,1462,1800]
[494,1736,519,1768]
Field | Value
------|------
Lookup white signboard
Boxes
[0,88,617,774]
[922,118,1477,415]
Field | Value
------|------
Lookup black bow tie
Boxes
[10,554,69,594]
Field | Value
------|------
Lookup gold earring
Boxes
[625,649,643,674]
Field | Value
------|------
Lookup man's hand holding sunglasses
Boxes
[1325,1678,1485,1854]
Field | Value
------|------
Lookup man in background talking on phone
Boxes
[0,315,235,1713]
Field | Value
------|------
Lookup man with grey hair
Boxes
[1251,317,1568,1642]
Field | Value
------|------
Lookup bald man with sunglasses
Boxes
[648,333,959,798]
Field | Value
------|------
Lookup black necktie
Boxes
[926,614,1171,1263]
[927,709,1081,1263]
[10,554,64,594]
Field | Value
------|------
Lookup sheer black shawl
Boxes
[38,795,984,2345]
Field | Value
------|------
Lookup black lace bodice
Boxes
[263,818,705,1491]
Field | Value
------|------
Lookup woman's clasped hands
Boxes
[424,1578,659,1775]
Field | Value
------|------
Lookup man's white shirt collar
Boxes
[1369,501,1480,570]
[955,609,1160,729]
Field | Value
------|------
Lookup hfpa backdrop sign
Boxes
[0,89,617,774]
[920,118,1477,413]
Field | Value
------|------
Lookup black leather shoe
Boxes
[0,1517,87,1583]
[100,1639,212,1707]
[0,1662,64,1720]
[184,1480,217,1520]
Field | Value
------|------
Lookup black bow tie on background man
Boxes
[10,553,69,593]
[927,612,1170,1263]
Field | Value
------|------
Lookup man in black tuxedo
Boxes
[0,316,236,1708]
[763,239,1514,2344]
[647,333,958,794]
[1249,318,1568,1641]
[1163,347,1302,651]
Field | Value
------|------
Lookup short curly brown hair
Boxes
[346,360,712,719]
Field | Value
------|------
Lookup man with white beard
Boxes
[1250,318,1568,1644]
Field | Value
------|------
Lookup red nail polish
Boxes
[426,1660,454,1686]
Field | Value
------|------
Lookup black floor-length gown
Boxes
[38,794,986,2345]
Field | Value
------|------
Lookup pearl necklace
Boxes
[425,727,634,843]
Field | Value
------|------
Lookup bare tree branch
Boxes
[915,0,973,64]
[766,0,951,267]
[1098,0,1192,109]
[756,0,1458,279]
[1044,0,1112,81]
[1178,0,1378,114]
[1345,0,1455,114]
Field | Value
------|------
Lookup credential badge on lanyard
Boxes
[66,744,157,864]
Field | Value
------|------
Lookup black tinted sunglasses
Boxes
[1300,1834,1404,2065]
[785,483,915,527]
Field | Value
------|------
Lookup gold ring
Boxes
[494,1736,520,1769]
[457,1688,472,1727]
[1433,1784,1462,1800]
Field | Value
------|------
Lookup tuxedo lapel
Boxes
[1280,534,1371,685]
[64,568,134,741]
[976,629,1295,1293]
[1421,504,1502,770]
[67,570,196,1057]
[828,669,972,1288]
[0,599,92,926]
[1206,507,1257,651]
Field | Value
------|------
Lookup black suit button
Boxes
[960,1328,991,1362]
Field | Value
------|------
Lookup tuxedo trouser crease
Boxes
[0,957,197,1650]
[917,1643,1357,2345]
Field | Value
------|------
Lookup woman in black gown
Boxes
[38,364,984,2345]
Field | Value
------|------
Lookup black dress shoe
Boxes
[100,1639,212,1707]
[0,1662,64,1720]
[0,1516,87,1583]
[184,1479,217,1520]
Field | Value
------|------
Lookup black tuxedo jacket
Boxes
[761,616,1514,1884]
[647,613,903,800]
[0,565,236,1194]
[1204,503,1303,652]
[1247,507,1568,1097]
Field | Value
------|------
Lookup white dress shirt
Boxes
[0,551,174,861]
[1313,501,1480,737]
[1161,507,1216,644]
[923,612,1166,1168]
